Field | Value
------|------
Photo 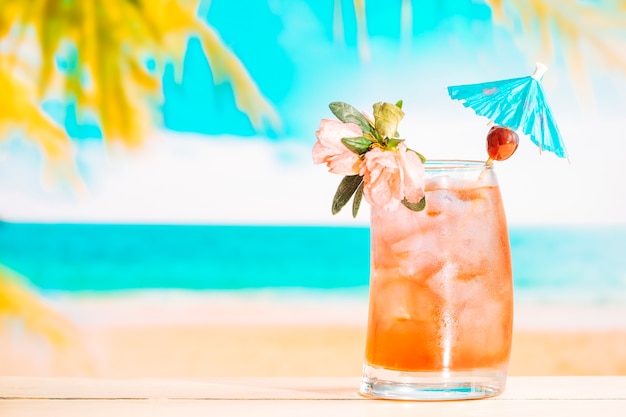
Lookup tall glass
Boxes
[359,161,513,400]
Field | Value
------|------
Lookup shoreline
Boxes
[46,288,626,330]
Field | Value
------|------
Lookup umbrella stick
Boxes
[477,157,494,182]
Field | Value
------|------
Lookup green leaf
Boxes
[401,195,426,212]
[395,99,403,109]
[341,136,373,155]
[408,148,427,163]
[352,181,364,218]
[329,102,372,134]
[332,175,363,215]
[373,102,404,139]
[385,138,405,149]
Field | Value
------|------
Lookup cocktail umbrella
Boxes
[447,63,568,159]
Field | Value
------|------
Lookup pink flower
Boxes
[312,119,363,175]
[360,143,425,210]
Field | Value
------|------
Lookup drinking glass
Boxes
[359,160,513,400]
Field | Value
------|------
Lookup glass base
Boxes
[359,364,507,401]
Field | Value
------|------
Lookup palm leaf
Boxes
[353,0,371,62]
[332,0,373,62]
[0,0,281,148]
[0,62,83,188]
[485,0,626,106]
[0,265,77,347]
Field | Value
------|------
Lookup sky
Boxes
[1,0,625,225]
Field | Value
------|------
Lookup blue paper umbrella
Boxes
[447,63,568,159]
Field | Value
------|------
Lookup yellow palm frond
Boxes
[0,61,83,189]
[140,0,282,130]
[353,0,370,62]
[485,0,626,106]
[0,0,281,148]
[196,26,282,130]
[331,0,372,62]
[0,265,77,347]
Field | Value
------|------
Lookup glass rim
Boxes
[424,159,490,171]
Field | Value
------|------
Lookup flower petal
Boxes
[360,144,425,210]
[312,119,363,175]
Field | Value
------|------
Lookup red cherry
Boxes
[486,126,519,162]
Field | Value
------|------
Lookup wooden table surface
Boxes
[1,376,625,416]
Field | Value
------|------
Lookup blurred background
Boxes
[0,0,625,377]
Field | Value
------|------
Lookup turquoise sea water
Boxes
[1,223,625,302]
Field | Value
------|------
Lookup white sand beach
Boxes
[2,290,626,377]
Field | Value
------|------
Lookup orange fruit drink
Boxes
[362,161,513,398]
